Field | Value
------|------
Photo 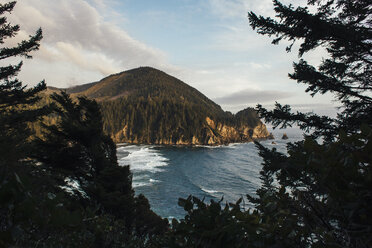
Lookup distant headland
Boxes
[47,67,273,145]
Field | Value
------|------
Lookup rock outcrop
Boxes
[112,116,272,145]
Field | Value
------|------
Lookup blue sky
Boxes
[3,0,337,115]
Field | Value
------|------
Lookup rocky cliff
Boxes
[111,116,272,146]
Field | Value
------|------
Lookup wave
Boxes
[149,178,161,183]
[201,188,222,195]
[132,178,162,188]
[118,145,169,173]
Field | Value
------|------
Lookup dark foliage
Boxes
[0,2,168,247]
[248,0,372,141]
[0,1,45,167]
[33,92,169,244]
[166,1,372,247]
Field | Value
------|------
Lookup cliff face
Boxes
[112,116,271,145]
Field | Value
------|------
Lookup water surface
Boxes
[117,128,302,219]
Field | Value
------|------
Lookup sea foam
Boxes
[118,145,168,188]
[118,145,169,173]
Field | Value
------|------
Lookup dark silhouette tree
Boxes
[34,92,168,243]
[246,0,372,247]
[167,1,371,247]
[0,1,45,167]
[248,0,371,140]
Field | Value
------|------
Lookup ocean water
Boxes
[117,128,303,220]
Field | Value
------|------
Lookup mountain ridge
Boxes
[48,67,272,145]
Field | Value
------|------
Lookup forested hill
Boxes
[51,67,271,145]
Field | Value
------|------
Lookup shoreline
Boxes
[115,135,274,148]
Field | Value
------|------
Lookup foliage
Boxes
[165,1,372,248]
[249,0,372,141]
[63,66,262,144]
[247,1,372,245]
[0,2,168,247]
[0,1,51,246]
[100,96,260,144]
[165,196,263,248]
[32,91,169,244]
[0,1,45,166]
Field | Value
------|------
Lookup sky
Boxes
[2,0,338,115]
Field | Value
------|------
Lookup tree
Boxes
[167,1,371,247]
[246,0,372,247]
[0,2,169,246]
[34,92,168,243]
[0,2,70,246]
[248,0,371,140]
[0,1,45,167]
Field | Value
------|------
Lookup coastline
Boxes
[115,135,274,148]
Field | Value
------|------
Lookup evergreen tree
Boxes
[167,1,371,247]
[0,1,45,167]
[0,2,73,246]
[248,0,371,140]
[34,92,168,243]
[246,0,372,247]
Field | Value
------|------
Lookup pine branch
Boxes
[0,28,42,60]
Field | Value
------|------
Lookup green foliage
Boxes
[100,96,261,144]
[33,91,169,242]
[248,1,372,247]
[166,196,263,248]
[0,1,46,166]
[35,92,117,181]
[164,1,372,248]
[0,3,168,246]
[63,66,262,144]
[248,0,372,140]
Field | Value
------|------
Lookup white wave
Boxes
[194,145,224,149]
[132,178,162,188]
[226,143,240,148]
[201,188,221,194]
[149,178,161,183]
[118,145,169,173]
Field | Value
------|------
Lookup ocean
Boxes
[116,127,303,220]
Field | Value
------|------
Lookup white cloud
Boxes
[5,0,173,87]
[213,88,294,105]
[207,0,306,20]
[207,0,278,19]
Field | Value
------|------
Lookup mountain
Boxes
[52,67,272,145]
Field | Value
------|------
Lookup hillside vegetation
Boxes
[54,67,270,145]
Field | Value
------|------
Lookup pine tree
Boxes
[0,1,45,167]
[247,1,372,247]
[248,0,371,140]
[34,92,169,240]
[167,1,371,247]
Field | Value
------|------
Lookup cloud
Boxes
[207,0,280,19]
[213,89,294,105]
[207,0,305,20]
[6,0,173,86]
[261,103,339,118]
